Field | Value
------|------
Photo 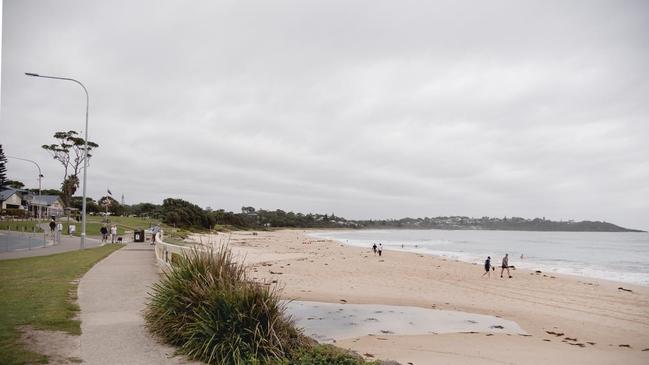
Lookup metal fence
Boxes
[0,229,60,252]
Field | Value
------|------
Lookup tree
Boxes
[42,131,98,207]
[61,175,79,207]
[98,196,125,216]
[161,198,213,229]
[130,202,162,218]
[29,188,63,196]
[5,180,25,189]
[70,196,100,214]
[0,144,7,189]
[241,206,256,214]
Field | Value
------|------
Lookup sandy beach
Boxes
[188,230,649,365]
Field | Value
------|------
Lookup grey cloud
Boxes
[2,0,648,230]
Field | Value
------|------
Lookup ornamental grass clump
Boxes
[144,247,303,364]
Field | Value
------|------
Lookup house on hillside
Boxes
[25,194,65,218]
[1,187,23,210]
[0,187,65,218]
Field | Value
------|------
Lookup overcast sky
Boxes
[2,0,648,230]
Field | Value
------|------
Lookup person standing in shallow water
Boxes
[501,253,512,278]
[482,256,492,278]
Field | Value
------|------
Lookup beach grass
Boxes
[145,247,302,364]
[0,244,123,365]
[145,247,378,365]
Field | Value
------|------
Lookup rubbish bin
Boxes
[134,229,145,242]
[68,224,76,235]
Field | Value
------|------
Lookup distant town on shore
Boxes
[350,215,644,232]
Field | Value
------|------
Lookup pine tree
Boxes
[0,144,7,189]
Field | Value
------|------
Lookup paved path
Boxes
[78,243,199,365]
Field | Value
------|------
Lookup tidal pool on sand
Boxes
[285,301,526,343]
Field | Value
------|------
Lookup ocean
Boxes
[308,229,649,286]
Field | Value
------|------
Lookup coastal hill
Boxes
[98,199,645,232]
[353,216,645,232]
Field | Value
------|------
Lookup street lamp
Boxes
[6,156,43,218]
[26,72,90,248]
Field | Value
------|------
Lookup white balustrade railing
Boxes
[153,231,236,269]
[153,231,208,269]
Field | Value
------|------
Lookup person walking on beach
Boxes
[372,243,377,255]
[482,256,492,278]
[378,243,383,257]
[501,253,512,278]
[110,224,118,244]
[100,225,108,243]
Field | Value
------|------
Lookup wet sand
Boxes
[286,300,526,343]
[188,230,649,365]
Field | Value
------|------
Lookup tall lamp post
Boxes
[25,72,90,249]
[6,156,43,217]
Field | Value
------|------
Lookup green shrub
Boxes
[145,247,303,364]
[283,344,380,365]
[1,208,28,218]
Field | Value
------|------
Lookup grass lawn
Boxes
[1,216,160,240]
[58,216,160,237]
[86,215,160,230]
[60,222,126,237]
[0,244,123,364]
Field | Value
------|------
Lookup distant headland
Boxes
[351,216,645,232]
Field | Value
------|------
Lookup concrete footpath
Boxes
[78,243,200,365]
